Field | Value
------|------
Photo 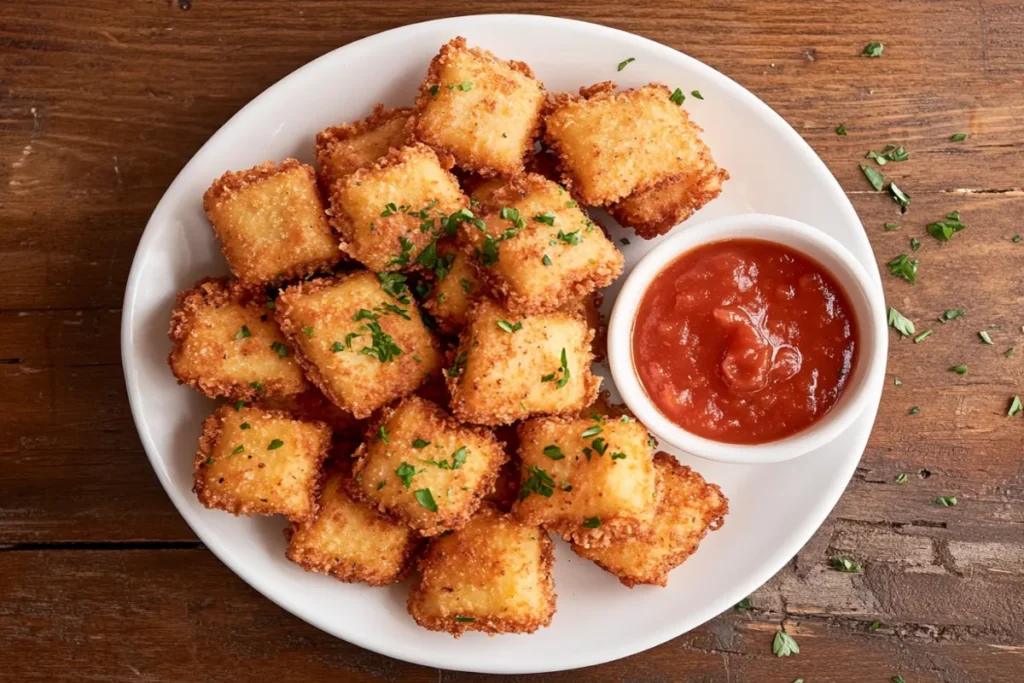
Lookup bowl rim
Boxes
[607,212,888,465]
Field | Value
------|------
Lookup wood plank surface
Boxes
[1,0,1023,680]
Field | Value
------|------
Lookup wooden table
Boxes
[3,1,1023,680]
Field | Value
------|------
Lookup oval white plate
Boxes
[122,14,886,675]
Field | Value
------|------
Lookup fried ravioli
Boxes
[514,414,658,548]
[194,404,330,521]
[572,453,728,586]
[315,105,412,191]
[203,159,341,284]
[446,298,600,425]
[411,37,545,177]
[285,469,420,585]
[460,174,623,315]
[168,278,308,401]
[408,504,556,636]
[350,396,507,536]
[419,238,483,333]
[274,271,442,419]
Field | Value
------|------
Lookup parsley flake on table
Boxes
[910,237,921,251]
[862,41,883,57]
[669,87,685,105]
[869,621,882,631]
[1008,396,1023,417]
[939,309,965,323]
[734,597,753,612]
[866,144,909,165]
[926,211,966,241]
[617,57,635,71]
[884,222,900,231]
[892,676,907,683]
[830,556,862,572]
[860,164,885,191]
[979,330,994,345]
[895,473,909,484]
[913,329,932,343]
[887,182,911,210]
[414,488,438,512]
[835,123,847,135]
[773,629,800,657]
[935,495,958,507]
[887,254,918,284]
[949,364,968,375]
[950,133,968,142]
[894,377,902,386]
[888,307,915,337]
[1005,347,1015,358]
[908,406,920,415]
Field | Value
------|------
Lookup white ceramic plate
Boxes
[122,14,886,674]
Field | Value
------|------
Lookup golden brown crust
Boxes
[167,277,309,401]
[314,104,413,191]
[572,453,728,586]
[418,238,485,334]
[193,404,330,522]
[407,504,556,636]
[410,37,545,178]
[203,159,341,284]
[348,395,508,536]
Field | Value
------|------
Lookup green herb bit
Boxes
[580,425,602,439]
[884,222,900,231]
[1004,347,1015,358]
[541,254,553,266]
[250,381,263,393]
[267,439,284,450]
[230,445,244,456]
[519,465,556,500]
[496,320,523,333]
[887,307,915,337]
[582,516,601,528]
[556,229,582,245]
[669,87,685,105]
[543,445,564,460]
[912,329,932,344]
[894,377,902,386]
[887,254,918,284]
[235,400,246,411]
[376,425,390,444]
[830,555,861,572]
[415,488,438,511]
[860,164,884,191]
[446,350,467,378]
[412,439,430,449]
[979,330,994,345]
[270,341,289,357]
[949,364,968,375]
[910,237,921,251]
[887,182,911,210]
[617,57,635,71]
[381,202,398,217]
[893,677,907,683]
[935,495,958,507]
[376,481,385,490]
[331,341,344,353]
[235,325,252,340]
[264,300,275,310]
[378,271,409,299]
[359,322,402,363]
[908,406,920,415]
[240,422,250,430]
[1008,395,1022,417]
[552,348,570,388]
[1013,234,1023,244]
[395,462,416,488]
[591,437,608,455]
[772,630,800,657]
[454,615,476,623]
[611,452,626,460]
[480,234,500,267]
[950,133,968,142]
[894,472,908,484]
[691,90,704,100]
[734,597,753,612]
[620,237,630,245]
[205,457,216,465]
[939,309,965,323]
[862,41,883,57]
[926,211,966,242]
[835,123,847,135]
[354,308,378,322]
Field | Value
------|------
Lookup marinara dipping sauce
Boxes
[632,239,858,445]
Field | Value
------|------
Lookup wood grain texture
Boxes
[1,0,1023,680]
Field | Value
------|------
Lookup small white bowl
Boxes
[608,213,887,465]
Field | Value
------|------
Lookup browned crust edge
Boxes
[608,163,730,239]
[314,104,413,190]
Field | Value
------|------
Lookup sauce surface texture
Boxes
[632,239,858,444]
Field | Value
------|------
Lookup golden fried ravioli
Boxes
[419,238,483,333]
[544,83,705,206]
[315,105,412,191]
[461,174,623,314]
[446,298,600,425]
[514,414,658,548]
[411,37,545,177]
[327,143,468,272]
[350,396,507,536]
[194,405,330,521]
[203,159,341,284]
[275,271,442,419]
[573,453,728,586]
[408,504,556,636]
[168,278,308,401]
[285,469,420,585]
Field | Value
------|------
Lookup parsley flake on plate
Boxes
[617,57,635,71]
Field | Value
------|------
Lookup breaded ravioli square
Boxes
[573,453,728,586]
[544,83,702,205]
[203,159,341,284]
[327,143,468,272]
[275,271,442,419]
[285,469,420,585]
[514,414,658,548]
[194,405,330,522]
[314,105,412,191]
[350,396,507,536]
[411,37,545,177]
[168,278,308,401]
[419,238,483,333]
[408,504,555,636]
[446,298,600,425]
[460,174,623,314]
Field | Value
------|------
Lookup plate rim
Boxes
[121,13,886,674]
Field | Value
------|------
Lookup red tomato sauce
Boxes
[632,239,858,444]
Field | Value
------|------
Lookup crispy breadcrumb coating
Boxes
[408,504,556,636]
[419,238,483,334]
[203,159,341,284]
[315,105,413,191]
[168,278,308,401]
[411,37,545,178]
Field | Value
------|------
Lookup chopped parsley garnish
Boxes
[230,445,244,456]
[979,330,994,345]
[235,400,246,411]
[428,84,440,97]
[566,200,578,208]
[894,472,909,484]
[240,422,250,430]
[950,133,968,142]
[376,425,390,444]
[460,278,472,293]
[378,271,408,298]
[908,406,920,415]
[541,254,553,266]
[887,254,918,284]
[1013,235,1022,244]
[1008,396,1022,417]
[939,309,965,322]
[331,341,344,353]
[446,350,467,377]
[556,348,571,388]
[591,437,608,455]
[376,481,385,490]
[381,202,398,217]
[580,425,602,439]
[1006,347,1015,357]
[887,307,915,337]
[267,439,284,450]
[866,144,909,165]
[354,309,377,322]
[912,329,932,343]
[378,301,410,320]
[617,57,635,71]
[235,325,252,340]
[415,488,438,511]
[862,41,883,57]
[926,211,966,241]
[669,87,685,105]
[884,222,900,231]
[447,80,473,91]
[425,446,468,470]
[270,341,290,357]
[949,364,968,375]
[387,236,415,268]
[519,465,556,500]
[543,445,564,460]
[533,211,556,226]
[582,516,601,528]
[359,322,402,363]
[935,495,958,507]
[556,229,582,245]
[887,182,911,210]
[497,320,523,333]
[830,556,861,572]
[411,439,430,449]
[835,123,847,136]
[734,597,753,612]
[250,381,263,393]
[611,452,627,460]
[860,164,884,191]
[691,90,704,100]
[894,377,902,386]
[205,457,215,465]
[395,462,416,488]
[910,237,921,251]
[480,234,499,267]
[620,238,630,245]
[773,630,800,657]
